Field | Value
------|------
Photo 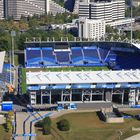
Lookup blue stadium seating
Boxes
[26,48,42,67]
[42,47,56,65]
[0,64,14,86]
[24,42,140,69]
[55,51,70,64]
[83,46,100,64]
[71,47,84,64]
[98,48,110,63]
[114,52,140,70]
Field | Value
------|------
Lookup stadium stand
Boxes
[83,46,100,64]
[115,51,140,70]
[26,47,42,67]
[55,51,70,64]
[71,47,84,65]
[42,47,56,66]
[25,42,140,69]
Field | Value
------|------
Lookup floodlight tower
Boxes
[130,0,133,45]
[11,30,16,66]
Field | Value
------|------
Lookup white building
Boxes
[79,18,105,40]
[108,18,135,27]
[79,0,125,23]
[0,0,4,19]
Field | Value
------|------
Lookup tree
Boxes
[42,117,52,135]
[57,119,70,131]
[43,117,52,126]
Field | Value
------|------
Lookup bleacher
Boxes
[114,52,140,70]
[26,48,42,67]
[98,48,110,63]
[55,51,70,64]
[42,47,56,66]
[25,42,140,69]
[83,46,100,64]
[71,47,83,65]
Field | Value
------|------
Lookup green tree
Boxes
[42,117,52,135]
[57,119,70,131]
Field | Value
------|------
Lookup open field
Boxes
[0,125,11,140]
[27,66,109,72]
[35,111,140,140]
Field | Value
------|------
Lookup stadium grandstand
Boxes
[0,51,15,94]
[25,42,140,69]
[24,41,140,107]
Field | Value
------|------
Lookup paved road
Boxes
[77,102,113,109]
[14,111,55,140]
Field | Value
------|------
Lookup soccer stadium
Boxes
[24,41,140,108]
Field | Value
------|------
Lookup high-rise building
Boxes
[3,0,68,20]
[0,0,4,19]
[79,18,106,40]
[79,0,125,23]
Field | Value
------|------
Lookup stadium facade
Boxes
[24,41,140,107]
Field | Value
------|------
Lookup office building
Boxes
[79,0,125,23]
[79,18,105,40]
[4,0,68,20]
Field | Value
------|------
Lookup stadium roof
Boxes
[26,70,140,85]
[0,51,5,73]
[132,43,140,49]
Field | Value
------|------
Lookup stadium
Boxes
[24,41,140,108]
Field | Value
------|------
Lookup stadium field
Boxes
[26,66,109,72]
[36,111,140,140]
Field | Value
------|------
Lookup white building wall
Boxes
[79,18,106,40]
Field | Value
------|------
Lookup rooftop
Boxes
[26,70,140,85]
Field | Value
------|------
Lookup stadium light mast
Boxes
[130,0,133,45]
[11,30,16,66]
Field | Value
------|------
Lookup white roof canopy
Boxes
[26,70,140,85]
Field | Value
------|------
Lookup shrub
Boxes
[43,117,51,126]
[34,120,43,127]
[43,124,51,135]
[57,119,70,131]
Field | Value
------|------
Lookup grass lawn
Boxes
[27,66,109,72]
[36,111,140,140]
[0,125,11,140]
[21,68,26,94]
